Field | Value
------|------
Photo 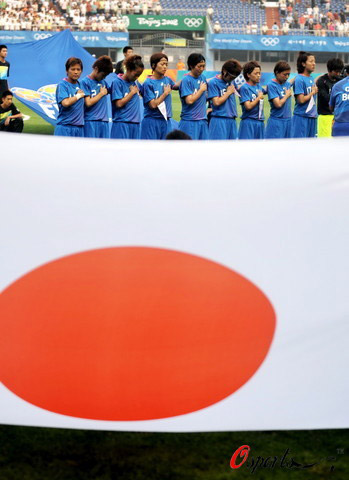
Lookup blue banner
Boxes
[9,30,96,125]
[208,33,349,52]
[0,30,129,48]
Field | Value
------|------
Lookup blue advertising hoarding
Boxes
[208,33,349,52]
[0,30,129,48]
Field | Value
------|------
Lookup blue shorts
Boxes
[238,118,264,140]
[265,117,292,139]
[332,122,349,137]
[209,117,237,140]
[111,122,140,139]
[140,117,171,140]
[178,119,208,140]
[292,115,317,138]
[84,121,110,138]
[54,125,84,137]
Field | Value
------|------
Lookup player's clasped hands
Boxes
[75,89,85,99]
[100,86,108,96]
[199,81,207,92]
[226,84,236,95]
[163,84,172,96]
[129,84,139,95]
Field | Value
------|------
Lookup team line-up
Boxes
[51,52,349,140]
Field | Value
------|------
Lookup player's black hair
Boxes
[274,61,291,75]
[150,52,168,71]
[1,89,13,100]
[0,44,7,51]
[297,52,314,73]
[166,129,192,140]
[187,53,205,70]
[344,64,349,75]
[125,55,144,72]
[123,46,133,55]
[243,61,261,81]
[221,59,242,79]
[93,55,113,74]
[327,58,344,73]
[65,57,83,72]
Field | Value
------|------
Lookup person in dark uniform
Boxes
[0,45,10,99]
[0,90,23,133]
[115,46,134,75]
[316,57,344,137]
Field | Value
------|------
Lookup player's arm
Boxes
[61,89,85,107]
[149,84,171,109]
[295,81,318,104]
[185,81,207,105]
[211,84,235,107]
[271,89,292,108]
[115,84,139,108]
[243,90,264,110]
[3,105,22,126]
[85,86,108,107]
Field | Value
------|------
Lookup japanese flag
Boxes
[1,133,348,432]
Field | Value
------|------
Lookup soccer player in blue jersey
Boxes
[238,61,265,140]
[178,53,208,140]
[110,55,144,139]
[207,59,242,140]
[265,61,293,139]
[291,52,318,138]
[80,55,113,138]
[140,53,179,140]
[55,57,85,137]
[329,64,349,137]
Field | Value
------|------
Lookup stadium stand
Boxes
[0,0,348,35]
[161,0,267,34]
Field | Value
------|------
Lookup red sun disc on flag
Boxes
[0,247,276,421]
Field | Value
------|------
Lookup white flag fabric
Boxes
[0,133,349,432]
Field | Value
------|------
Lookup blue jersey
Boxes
[56,78,85,126]
[293,74,317,118]
[179,73,207,121]
[329,77,349,123]
[267,79,292,119]
[111,74,142,123]
[142,76,175,119]
[240,82,264,121]
[207,75,238,118]
[80,75,109,122]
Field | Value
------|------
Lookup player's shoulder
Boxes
[80,75,91,86]
[164,76,175,85]
[332,77,347,94]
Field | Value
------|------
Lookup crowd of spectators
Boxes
[208,0,349,36]
[279,0,349,36]
[57,0,162,31]
[0,0,163,31]
[0,0,69,30]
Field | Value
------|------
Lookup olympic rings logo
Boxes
[34,33,52,40]
[184,17,204,28]
[260,37,280,46]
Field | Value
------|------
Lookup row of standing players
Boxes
[54,52,349,140]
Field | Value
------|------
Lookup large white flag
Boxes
[1,134,348,432]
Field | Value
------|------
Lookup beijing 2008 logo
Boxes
[261,37,280,47]
[184,17,203,28]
